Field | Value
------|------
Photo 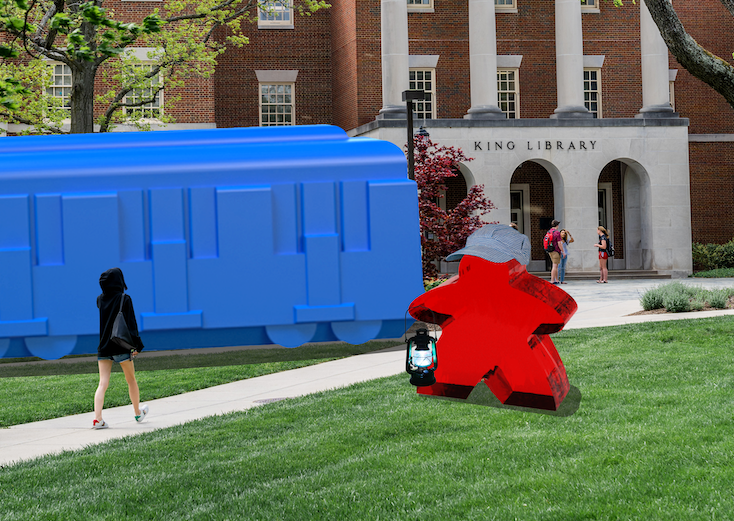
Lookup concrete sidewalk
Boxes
[3,277,734,467]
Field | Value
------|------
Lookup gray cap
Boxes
[446,224,531,266]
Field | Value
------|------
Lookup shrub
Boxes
[690,299,705,311]
[663,291,691,313]
[424,277,450,292]
[692,240,734,272]
[708,290,728,309]
[640,287,665,311]
[692,268,734,278]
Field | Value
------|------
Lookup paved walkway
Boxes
[3,277,734,467]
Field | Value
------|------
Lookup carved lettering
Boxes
[556,141,563,150]
[568,142,576,150]
[527,141,533,150]
[590,140,596,150]
[474,141,483,151]
[495,142,502,150]
[579,141,587,150]
[507,141,515,150]
[545,141,552,150]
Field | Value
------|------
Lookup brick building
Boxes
[12,0,733,276]
[211,0,734,276]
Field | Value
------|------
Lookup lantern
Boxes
[405,328,438,386]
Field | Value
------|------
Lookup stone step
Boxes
[529,270,672,280]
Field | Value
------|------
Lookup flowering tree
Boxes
[412,134,496,279]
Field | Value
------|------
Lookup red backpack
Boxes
[543,230,555,252]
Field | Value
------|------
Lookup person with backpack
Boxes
[543,219,563,284]
[594,226,610,283]
[93,267,148,429]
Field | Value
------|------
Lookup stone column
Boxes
[552,0,592,118]
[465,0,505,119]
[378,0,409,119]
[637,0,676,117]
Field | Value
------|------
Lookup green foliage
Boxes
[692,240,734,272]
[640,282,734,312]
[3,318,734,518]
[423,276,450,291]
[692,267,734,278]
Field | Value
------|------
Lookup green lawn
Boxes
[0,341,400,427]
[2,319,734,519]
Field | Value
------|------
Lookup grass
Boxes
[0,341,400,427]
[2,318,734,519]
[640,281,734,312]
[692,267,734,278]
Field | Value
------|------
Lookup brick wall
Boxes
[689,142,734,244]
[213,8,332,128]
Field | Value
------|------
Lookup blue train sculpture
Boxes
[0,125,423,359]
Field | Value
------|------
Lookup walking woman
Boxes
[93,267,148,429]
[559,229,574,284]
[594,226,610,284]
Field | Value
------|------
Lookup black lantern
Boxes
[405,328,438,386]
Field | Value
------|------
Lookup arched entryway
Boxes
[510,160,562,272]
[597,159,653,270]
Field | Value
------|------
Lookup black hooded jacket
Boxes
[97,268,144,357]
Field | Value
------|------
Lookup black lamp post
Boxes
[405,328,438,386]
[402,89,426,181]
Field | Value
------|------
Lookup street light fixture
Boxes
[402,89,426,181]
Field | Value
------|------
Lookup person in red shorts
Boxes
[594,226,609,283]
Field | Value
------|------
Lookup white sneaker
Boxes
[92,419,108,429]
[135,404,149,423]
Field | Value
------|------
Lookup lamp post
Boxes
[402,89,426,180]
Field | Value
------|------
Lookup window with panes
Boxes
[124,64,162,118]
[495,0,516,9]
[407,0,432,8]
[258,0,293,27]
[580,0,597,9]
[409,68,435,120]
[497,69,518,119]
[583,68,601,118]
[46,63,72,111]
[260,83,294,126]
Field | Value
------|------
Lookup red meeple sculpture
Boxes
[408,224,577,411]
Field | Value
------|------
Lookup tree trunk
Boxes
[644,0,734,111]
[69,61,97,133]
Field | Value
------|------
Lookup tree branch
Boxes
[719,0,734,18]
[0,109,65,134]
[644,0,734,111]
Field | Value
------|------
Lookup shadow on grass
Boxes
[422,382,582,417]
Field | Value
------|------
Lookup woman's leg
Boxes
[559,255,567,282]
[94,360,113,421]
[120,360,141,416]
[601,257,608,282]
[598,256,604,282]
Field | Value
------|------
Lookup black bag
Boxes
[110,292,136,351]
[605,236,615,257]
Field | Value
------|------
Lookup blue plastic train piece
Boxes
[0,125,423,359]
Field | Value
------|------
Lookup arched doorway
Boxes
[510,161,558,272]
[597,159,653,270]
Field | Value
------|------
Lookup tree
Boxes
[0,0,328,133]
[412,135,496,279]
[617,0,734,111]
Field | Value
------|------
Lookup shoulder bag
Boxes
[110,292,136,351]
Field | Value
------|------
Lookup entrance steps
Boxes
[529,270,672,281]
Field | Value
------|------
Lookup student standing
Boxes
[559,229,574,284]
[594,226,610,283]
[547,220,563,284]
[93,267,148,429]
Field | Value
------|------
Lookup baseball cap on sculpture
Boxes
[445,224,531,266]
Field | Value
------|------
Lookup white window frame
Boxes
[46,61,72,112]
[495,0,517,13]
[407,0,433,11]
[259,82,295,126]
[580,0,600,13]
[497,68,519,119]
[258,0,294,29]
[583,68,602,118]
[669,69,678,111]
[409,67,436,121]
[123,63,163,120]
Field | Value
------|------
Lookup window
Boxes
[258,0,293,28]
[495,0,516,10]
[260,83,294,126]
[409,68,435,120]
[583,68,601,118]
[124,64,162,119]
[407,0,432,8]
[497,69,519,119]
[580,0,599,11]
[46,63,72,111]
